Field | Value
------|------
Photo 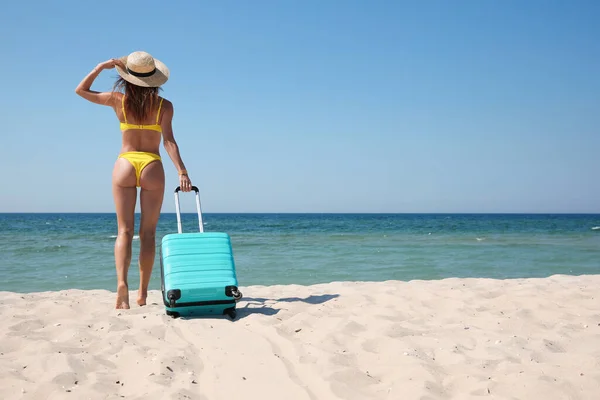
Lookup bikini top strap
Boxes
[156,97,164,124]
[121,94,128,123]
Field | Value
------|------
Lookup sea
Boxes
[1,213,599,293]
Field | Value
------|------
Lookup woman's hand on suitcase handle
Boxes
[179,172,192,192]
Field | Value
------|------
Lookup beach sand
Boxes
[1,275,599,400]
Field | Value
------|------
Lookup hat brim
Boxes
[115,56,170,88]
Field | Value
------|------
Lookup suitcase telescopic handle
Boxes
[173,186,204,234]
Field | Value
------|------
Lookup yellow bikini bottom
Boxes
[118,151,162,187]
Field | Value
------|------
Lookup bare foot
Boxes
[116,283,130,309]
[137,295,146,306]
[137,290,147,306]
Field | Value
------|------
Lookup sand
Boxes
[1,274,599,400]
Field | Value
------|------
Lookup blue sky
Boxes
[1,1,599,213]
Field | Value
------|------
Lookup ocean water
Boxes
[0,213,599,293]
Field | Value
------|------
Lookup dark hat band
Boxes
[127,67,157,78]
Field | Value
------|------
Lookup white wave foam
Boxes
[476,237,485,241]
[109,235,140,240]
[592,226,600,231]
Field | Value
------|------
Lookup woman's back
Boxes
[117,92,169,154]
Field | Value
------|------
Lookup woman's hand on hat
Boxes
[113,59,126,70]
[97,58,126,71]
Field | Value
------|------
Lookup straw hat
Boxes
[115,51,169,87]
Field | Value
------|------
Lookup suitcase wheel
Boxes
[166,310,180,319]
[227,286,243,301]
[224,308,237,320]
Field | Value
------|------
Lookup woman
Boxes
[75,51,192,309]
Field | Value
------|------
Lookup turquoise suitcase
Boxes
[160,186,242,319]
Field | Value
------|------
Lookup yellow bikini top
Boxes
[120,95,164,133]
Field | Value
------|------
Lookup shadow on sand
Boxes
[163,294,340,321]
[234,293,340,319]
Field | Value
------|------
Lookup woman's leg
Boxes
[137,160,165,306]
[112,158,138,309]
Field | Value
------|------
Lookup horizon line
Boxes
[1,211,600,215]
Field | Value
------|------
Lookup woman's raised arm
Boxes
[75,58,125,106]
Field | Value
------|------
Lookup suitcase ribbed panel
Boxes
[160,232,239,314]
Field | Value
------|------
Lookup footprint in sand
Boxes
[543,339,565,353]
